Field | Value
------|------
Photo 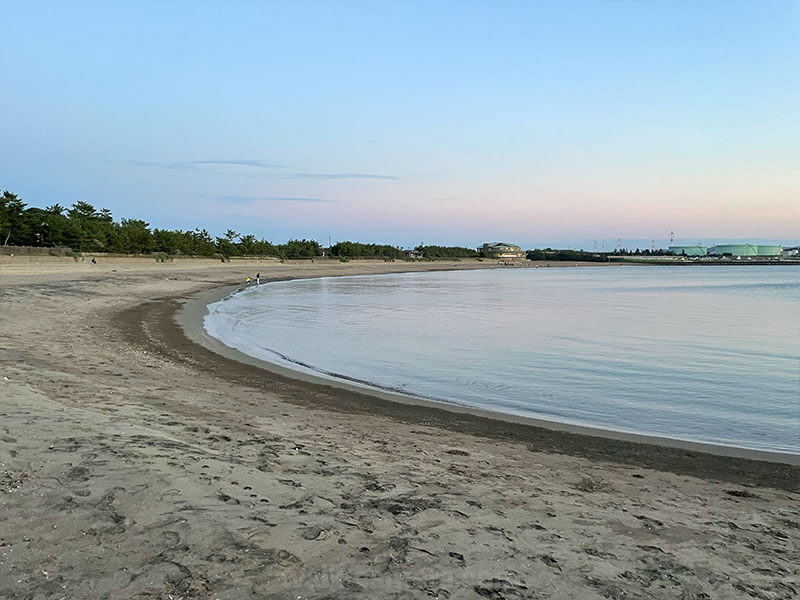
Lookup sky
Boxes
[1,0,798,249]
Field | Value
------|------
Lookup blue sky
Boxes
[1,0,798,248]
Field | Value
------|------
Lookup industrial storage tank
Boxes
[669,245,707,256]
[708,244,758,256]
[756,245,782,256]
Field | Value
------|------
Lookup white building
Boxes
[479,242,525,259]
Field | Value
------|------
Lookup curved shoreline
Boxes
[194,276,800,460]
[162,278,800,482]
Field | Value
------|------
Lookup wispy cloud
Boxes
[208,194,332,204]
[290,172,399,180]
[133,159,287,170]
[133,160,397,181]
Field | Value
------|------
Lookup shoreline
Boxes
[180,280,800,467]
[3,257,799,599]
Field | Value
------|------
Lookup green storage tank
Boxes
[708,244,758,256]
[756,245,782,256]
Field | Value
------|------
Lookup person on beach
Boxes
[246,276,251,284]
[256,272,260,284]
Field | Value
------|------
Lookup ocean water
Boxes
[205,266,800,454]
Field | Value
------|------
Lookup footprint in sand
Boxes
[159,530,181,546]
[298,526,324,540]
[217,492,241,505]
[65,466,91,482]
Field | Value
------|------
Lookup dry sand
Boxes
[1,256,798,600]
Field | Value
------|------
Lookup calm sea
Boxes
[205,266,800,454]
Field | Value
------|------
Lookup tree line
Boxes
[611,247,672,256]
[329,241,405,259]
[417,245,478,258]
[526,249,610,262]
[0,190,322,258]
[0,190,477,260]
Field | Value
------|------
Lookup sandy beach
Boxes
[1,256,798,600]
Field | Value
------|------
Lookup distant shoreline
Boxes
[2,245,798,266]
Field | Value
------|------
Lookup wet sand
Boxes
[1,256,798,599]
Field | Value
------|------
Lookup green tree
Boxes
[67,201,99,221]
[251,238,278,256]
[115,219,154,254]
[190,228,216,256]
[45,203,66,215]
[237,234,257,255]
[215,228,241,257]
[526,249,546,260]
[20,207,52,246]
[153,229,186,254]
[0,190,26,245]
[39,204,69,247]
[65,201,114,251]
[282,239,321,259]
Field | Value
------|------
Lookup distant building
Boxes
[781,246,799,257]
[707,244,781,257]
[404,249,424,259]
[479,242,525,259]
[669,245,707,256]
